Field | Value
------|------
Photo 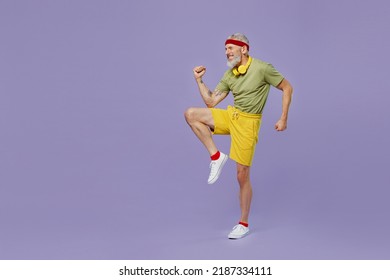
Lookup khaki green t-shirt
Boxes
[216,58,284,114]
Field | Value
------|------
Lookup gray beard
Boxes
[226,55,241,69]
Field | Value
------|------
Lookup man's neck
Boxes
[239,55,249,66]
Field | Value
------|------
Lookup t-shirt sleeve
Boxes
[264,63,284,87]
[215,71,231,93]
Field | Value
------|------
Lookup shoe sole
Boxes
[228,231,249,239]
[207,154,228,184]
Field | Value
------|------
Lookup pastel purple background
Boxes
[1,0,389,260]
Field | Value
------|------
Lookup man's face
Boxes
[225,43,242,68]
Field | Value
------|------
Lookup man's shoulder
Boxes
[251,57,271,68]
[251,58,281,75]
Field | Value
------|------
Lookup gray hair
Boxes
[227,33,249,45]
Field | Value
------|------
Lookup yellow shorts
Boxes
[210,105,262,166]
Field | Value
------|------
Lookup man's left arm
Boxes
[275,78,293,131]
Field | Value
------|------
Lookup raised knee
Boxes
[184,107,196,123]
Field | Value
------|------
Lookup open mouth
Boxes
[227,54,235,60]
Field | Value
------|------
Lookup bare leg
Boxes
[184,107,218,156]
[236,163,252,223]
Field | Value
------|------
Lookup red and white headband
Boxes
[225,39,250,50]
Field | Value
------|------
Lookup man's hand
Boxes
[193,66,206,80]
[275,119,287,131]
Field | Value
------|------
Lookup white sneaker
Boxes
[207,152,228,184]
[228,224,249,239]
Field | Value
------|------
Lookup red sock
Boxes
[239,221,249,227]
[210,151,220,161]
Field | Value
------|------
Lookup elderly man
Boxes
[185,33,293,239]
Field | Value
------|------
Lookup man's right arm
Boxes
[193,66,228,108]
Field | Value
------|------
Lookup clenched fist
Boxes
[193,66,206,80]
[275,119,287,131]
